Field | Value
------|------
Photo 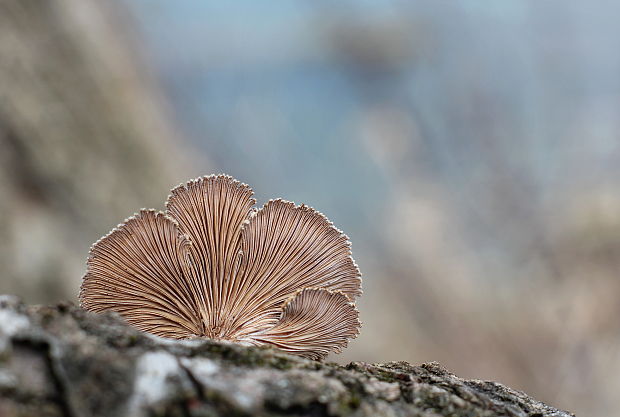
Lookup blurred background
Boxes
[1,1,619,415]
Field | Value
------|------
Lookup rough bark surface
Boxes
[0,295,574,417]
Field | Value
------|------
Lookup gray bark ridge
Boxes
[0,295,573,417]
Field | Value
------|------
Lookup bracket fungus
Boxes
[79,175,361,360]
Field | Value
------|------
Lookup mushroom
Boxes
[80,175,361,360]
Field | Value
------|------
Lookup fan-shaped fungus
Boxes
[80,175,361,360]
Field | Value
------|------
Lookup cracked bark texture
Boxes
[0,295,573,417]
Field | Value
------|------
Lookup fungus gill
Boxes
[79,175,361,360]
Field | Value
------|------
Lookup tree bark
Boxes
[0,295,574,417]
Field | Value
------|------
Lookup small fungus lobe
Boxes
[80,175,361,360]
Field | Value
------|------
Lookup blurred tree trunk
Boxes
[0,0,198,302]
